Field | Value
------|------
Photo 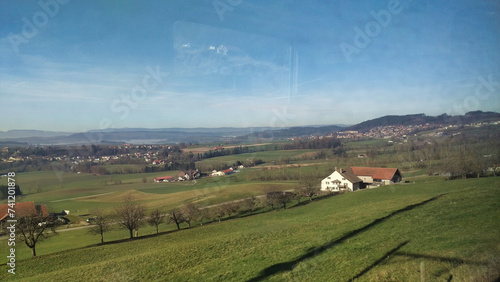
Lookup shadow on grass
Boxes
[248,194,444,282]
[94,229,181,247]
[351,241,410,281]
[394,252,488,267]
[393,251,489,279]
[352,238,491,280]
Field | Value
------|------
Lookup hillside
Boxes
[2,111,498,145]
[237,111,500,140]
[2,177,499,281]
[348,111,500,132]
[237,125,345,140]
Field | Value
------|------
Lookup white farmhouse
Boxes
[320,169,362,192]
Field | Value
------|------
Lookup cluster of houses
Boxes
[321,166,403,192]
[154,170,201,183]
[154,166,245,182]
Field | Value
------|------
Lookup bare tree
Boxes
[16,208,56,257]
[211,205,226,222]
[222,202,239,219]
[266,191,281,211]
[242,196,258,215]
[197,207,210,225]
[88,208,111,243]
[182,203,201,227]
[148,208,165,233]
[115,194,146,238]
[276,192,294,209]
[168,208,185,230]
[293,188,303,205]
[299,175,320,201]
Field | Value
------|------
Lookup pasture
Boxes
[1,177,499,280]
[0,169,295,215]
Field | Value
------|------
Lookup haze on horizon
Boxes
[0,0,499,132]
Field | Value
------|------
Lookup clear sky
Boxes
[0,0,499,132]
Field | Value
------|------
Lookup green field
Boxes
[0,170,295,215]
[2,177,499,281]
[196,149,320,165]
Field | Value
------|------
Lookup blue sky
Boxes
[0,0,499,132]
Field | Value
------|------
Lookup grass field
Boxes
[0,170,295,215]
[1,177,499,281]
[196,149,321,166]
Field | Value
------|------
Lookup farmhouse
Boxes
[211,168,234,177]
[211,170,225,177]
[154,176,174,182]
[320,168,363,192]
[0,201,48,230]
[321,166,403,192]
[350,166,403,185]
[178,170,201,181]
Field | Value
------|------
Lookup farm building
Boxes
[0,201,48,230]
[320,169,363,192]
[211,168,234,177]
[154,176,174,182]
[178,170,201,181]
[350,167,403,185]
[321,167,403,192]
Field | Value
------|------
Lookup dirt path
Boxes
[256,162,325,169]
[50,192,116,202]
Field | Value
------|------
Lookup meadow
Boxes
[0,168,296,217]
[1,176,499,281]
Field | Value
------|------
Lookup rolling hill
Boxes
[1,177,498,281]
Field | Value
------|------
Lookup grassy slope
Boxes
[1,177,499,281]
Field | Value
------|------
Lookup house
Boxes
[1,202,48,230]
[211,170,225,177]
[320,168,362,192]
[154,176,174,182]
[211,168,234,177]
[178,170,201,181]
[350,167,403,185]
[178,171,189,181]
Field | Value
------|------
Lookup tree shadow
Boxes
[248,194,444,282]
[393,251,489,279]
[88,229,181,247]
[351,241,410,280]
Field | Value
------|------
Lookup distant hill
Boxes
[1,111,498,145]
[237,111,500,140]
[0,130,73,139]
[347,111,500,132]
[0,127,279,145]
[238,125,345,140]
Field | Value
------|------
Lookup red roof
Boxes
[0,202,48,221]
[350,167,401,180]
[154,176,173,180]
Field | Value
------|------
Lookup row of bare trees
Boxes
[13,180,322,257]
[89,183,322,243]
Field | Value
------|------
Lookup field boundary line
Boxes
[50,192,116,202]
